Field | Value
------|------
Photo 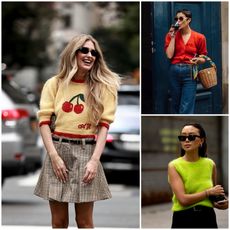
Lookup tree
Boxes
[2,2,57,69]
[92,2,139,75]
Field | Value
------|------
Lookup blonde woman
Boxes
[34,34,120,228]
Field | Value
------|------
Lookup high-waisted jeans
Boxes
[169,64,197,114]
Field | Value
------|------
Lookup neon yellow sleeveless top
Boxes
[169,157,214,211]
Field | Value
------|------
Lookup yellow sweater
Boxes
[38,76,117,138]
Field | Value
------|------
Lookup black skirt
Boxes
[172,205,218,228]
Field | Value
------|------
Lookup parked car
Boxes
[101,84,140,185]
[2,71,42,184]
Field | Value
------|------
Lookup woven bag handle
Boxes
[199,55,217,70]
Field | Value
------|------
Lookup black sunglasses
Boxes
[174,16,187,22]
[178,135,201,142]
[78,47,98,57]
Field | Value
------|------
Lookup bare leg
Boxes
[75,202,94,228]
[49,201,69,228]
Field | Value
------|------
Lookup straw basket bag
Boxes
[198,55,217,89]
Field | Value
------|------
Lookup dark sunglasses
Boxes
[174,16,187,22]
[78,47,98,57]
[178,135,201,142]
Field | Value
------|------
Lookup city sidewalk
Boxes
[142,202,228,228]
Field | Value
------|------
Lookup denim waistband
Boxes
[174,63,192,67]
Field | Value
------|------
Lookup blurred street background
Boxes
[2,2,140,228]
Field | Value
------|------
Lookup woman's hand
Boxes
[82,158,99,185]
[168,25,178,38]
[81,126,107,185]
[213,197,228,210]
[39,125,69,183]
[207,185,225,196]
[50,153,68,183]
[190,57,206,65]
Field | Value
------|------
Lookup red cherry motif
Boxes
[74,104,84,114]
[62,101,73,112]
[61,93,85,114]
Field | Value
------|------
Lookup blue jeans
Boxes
[169,64,197,114]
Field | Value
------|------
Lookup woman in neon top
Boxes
[165,9,207,114]
[34,34,120,228]
[168,123,228,228]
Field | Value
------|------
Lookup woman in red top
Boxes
[165,9,207,114]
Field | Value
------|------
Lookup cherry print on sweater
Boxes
[62,93,85,114]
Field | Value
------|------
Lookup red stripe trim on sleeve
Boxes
[98,122,110,129]
[39,121,51,127]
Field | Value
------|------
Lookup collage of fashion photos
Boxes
[1,1,229,229]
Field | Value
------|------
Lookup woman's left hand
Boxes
[82,158,99,185]
[213,198,228,210]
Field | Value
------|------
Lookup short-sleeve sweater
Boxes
[38,76,117,138]
[169,157,214,211]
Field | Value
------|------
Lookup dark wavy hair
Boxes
[180,123,207,157]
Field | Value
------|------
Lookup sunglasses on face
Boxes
[178,135,201,142]
[78,47,98,57]
[174,16,187,22]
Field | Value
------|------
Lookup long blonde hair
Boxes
[56,34,120,125]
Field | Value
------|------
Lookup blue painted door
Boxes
[142,2,222,114]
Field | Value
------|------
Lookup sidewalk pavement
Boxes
[142,202,228,228]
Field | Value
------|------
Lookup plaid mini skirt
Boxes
[34,139,112,203]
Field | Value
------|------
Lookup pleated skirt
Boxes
[34,140,112,203]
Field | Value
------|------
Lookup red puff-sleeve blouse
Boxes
[164,30,208,64]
